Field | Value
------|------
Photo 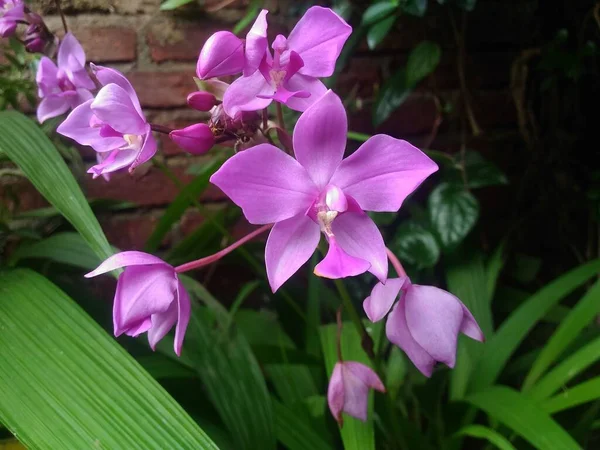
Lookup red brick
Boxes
[127,71,197,108]
[66,27,137,63]
[146,22,222,63]
[101,213,160,250]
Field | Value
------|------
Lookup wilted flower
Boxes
[211,90,437,292]
[85,251,191,356]
[363,277,484,377]
[0,0,25,38]
[170,123,215,155]
[327,361,385,424]
[57,65,157,178]
[223,6,352,116]
[36,33,95,123]
[196,30,244,79]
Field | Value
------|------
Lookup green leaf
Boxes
[455,425,517,450]
[486,240,506,301]
[0,111,113,262]
[406,41,441,86]
[10,232,115,270]
[523,280,600,390]
[391,221,440,269]
[461,151,508,189]
[469,259,600,393]
[373,68,412,127]
[233,0,262,35]
[465,386,580,450]
[543,377,600,414]
[362,2,397,26]
[367,15,397,50]
[428,182,479,250]
[400,0,428,17]
[145,158,223,253]
[137,354,197,379]
[272,399,331,450]
[0,269,217,449]
[529,335,600,401]
[160,0,195,10]
[456,0,477,11]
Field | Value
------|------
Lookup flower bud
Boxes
[197,31,244,79]
[187,91,217,112]
[169,123,215,155]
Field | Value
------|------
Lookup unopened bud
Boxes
[187,91,217,112]
[197,31,244,79]
[169,123,215,155]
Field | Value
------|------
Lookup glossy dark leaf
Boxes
[362,2,397,26]
[401,0,428,17]
[373,68,412,127]
[367,15,397,50]
[391,221,440,269]
[406,41,441,86]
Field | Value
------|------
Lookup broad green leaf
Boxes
[373,68,412,126]
[455,425,516,450]
[0,269,217,450]
[367,15,397,49]
[469,258,600,393]
[529,335,600,401]
[543,377,600,414]
[10,232,115,270]
[391,221,440,269]
[465,386,580,450]
[160,0,195,10]
[179,278,276,450]
[362,2,397,26]
[523,280,600,390]
[461,151,508,189]
[0,111,112,261]
[401,0,428,16]
[272,399,331,450]
[428,183,479,250]
[406,41,441,86]
[145,158,223,253]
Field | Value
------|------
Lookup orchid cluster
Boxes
[3,4,484,426]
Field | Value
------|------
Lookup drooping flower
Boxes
[0,0,25,38]
[36,33,95,123]
[327,361,385,424]
[170,123,215,155]
[196,30,245,79]
[57,65,157,178]
[85,251,191,356]
[363,277,484,377]
[210,90,438,292]
[222,6,352,116]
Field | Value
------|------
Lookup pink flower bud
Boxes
[197,31,244,79]
[169,123,215,155]
[187,91,217,111]
[25,36,46,53]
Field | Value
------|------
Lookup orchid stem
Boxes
[276,102,285,131]
[334,279,375,359]
[175,224,272,273]
[386,247,407,277]
[336,307,344,362]
[150,123,173,135]
[54,0,68,34]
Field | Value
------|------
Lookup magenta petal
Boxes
[344,362,385,392]
[265,214,321,292]
[330,135,438,212]
[92,65,145,119]
[147,301,178,351]
[0,19,17,38]
[283,74,327,112]
[37,96,70,123]
[91,84,147,135]
[331,210,388,282]
[36,57,59,96]
[293,90,346,188]
[222,71,274,117]
[386,299,436,377]
[363,277,409,323]
[244,9,269,76]
[58,33,86,72]
[314,236,370,279]
[210,143,318,224]
[404,285,464,368]
[123,318,152,337]
[129,126,157,171]
[85,251,168,277]
[169,123,214,155]
[68,69,95,90]
[339,363,372,421]
[327,363,345,424]
[197,31,244,79]
[285,6,352,78]
[460,302,484,342]
[174,281,191,356]
[187,91,216,111]
[88,149,138,178]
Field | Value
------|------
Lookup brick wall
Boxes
[16,0,532,251]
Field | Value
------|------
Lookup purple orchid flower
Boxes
[57,65,157,178]
[85,251,191,356]
[327,361,385,425]
[210,90,438,292]
[35,33,95,123]
[222,6,352,117]
[0,0,25,38]
[363,277,484,377]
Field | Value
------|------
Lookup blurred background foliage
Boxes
[1,0,600,449]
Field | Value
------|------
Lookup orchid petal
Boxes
[293,90,346,188]
[222,71,273,117]
[174,281,191,356]
[314,236,370,279]
[210,143,318,224]
[36,57,59,95]
[147,300,178,351]
[245,9,269,76]
[285,6,352,78]
[339,363,373,421]
[67,69,95,90]
[265,214,321,292]
[331,135,438,212]
[197,31,244,79]
[129,126,157,171]
[91,83,147,135]
[92,65,145,118]
[69,88,94,108]
[344,362,385,392]
[85,251,168,277]
[87,149,138,178]
[37,96,70,123]
[283,74,327,112]
[460,303,485,342]
[363,277,409,323]
[58,33,86,72]
[327,363,345,424]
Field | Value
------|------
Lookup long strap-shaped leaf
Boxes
[0,111,113,261]
[0,269,217,450]
[465,386,580,450]
[542,377,600,414]
[469,259,600,393]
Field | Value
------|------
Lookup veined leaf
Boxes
[0,269,217,449]
[272,399,331,450]
[465,386,580,450]
[455,425,516,450]
[0,111,113,261]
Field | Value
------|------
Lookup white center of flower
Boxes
[270,69,286,88]
[121,134,143,151]
[313,185,348,237]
